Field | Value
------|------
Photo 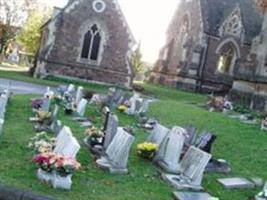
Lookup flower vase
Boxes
[37,168,55,183]
[51,174,72,190]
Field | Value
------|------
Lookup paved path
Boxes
[0,78,53,94]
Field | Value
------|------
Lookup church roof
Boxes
[201,0,263,43]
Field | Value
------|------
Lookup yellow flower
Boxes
[117,105,128,112]
[137,142,158,152]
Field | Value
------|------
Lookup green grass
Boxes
[0,72,266,200]
[0,71,112,93]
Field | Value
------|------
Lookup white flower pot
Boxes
[51,174,72,190]
[36,168,55,183]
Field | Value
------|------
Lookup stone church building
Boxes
[35,0,135,87]
[150,0,267,110]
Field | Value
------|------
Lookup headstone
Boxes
[75,86,83,104]
[76,98,87,117]
[139,100,150,113]
[184,126,197,148]
[53,126,80,159]
[40,98,51,112]
[125,93,140,115]
[102,107,110,132]
[155,126,186,174]
[135,99,143,113]
[54,120,63,136]
[162,147,212,191]
[113,90,124,105]
[217,177,255,189]
[195,132,217,153]
[147,124,169,147]
[96,128,135,174]
[173,192,212,200]
[67,84,75,93]
[0,118,4,135]
[103,114,118,150]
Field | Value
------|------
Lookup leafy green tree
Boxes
[0,0,36,56]
[131,43,145,76]
[17,10,50,54]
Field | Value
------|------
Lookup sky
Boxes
[42,0,178,63]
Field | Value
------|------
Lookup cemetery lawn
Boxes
[0,80,266,200]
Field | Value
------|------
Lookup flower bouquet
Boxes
[34,152,57,173]
[206,96,225,112]
[33,152,81,190]
[64,102,77,115]
[52,155,81,190]
[28,132,56,154]
[54,156,81,177]
[31,99,44,110]
[84,126,104,146]
[137,142,158,160]
[36,111,52,124]
[53,95,63,105]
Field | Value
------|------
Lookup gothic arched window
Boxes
[217,43,236,74]
[81,24,102,62]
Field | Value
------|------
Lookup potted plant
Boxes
[137,142,158,160]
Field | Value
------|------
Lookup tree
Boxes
[131,43,145,76]
[0,0,36,55]
[17,10,50,54]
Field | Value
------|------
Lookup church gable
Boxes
[36,0,135,87]
[219,6,244,39]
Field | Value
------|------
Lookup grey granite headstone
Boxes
[217,177,255,189]
[135,99,143,113]
[103,114,118,150]
[155,126,186,174]
[162,147,212,191]
[173,192,212,200]
[147,124,169,146]
[102,107,110,132]
[96,128,135,174]
[184,126,197,148]
[41,98,51,112]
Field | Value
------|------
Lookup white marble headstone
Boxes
[54,126,80,159]
[76,98,87,117]
[75,86,83,104]
[156,126,186,173]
